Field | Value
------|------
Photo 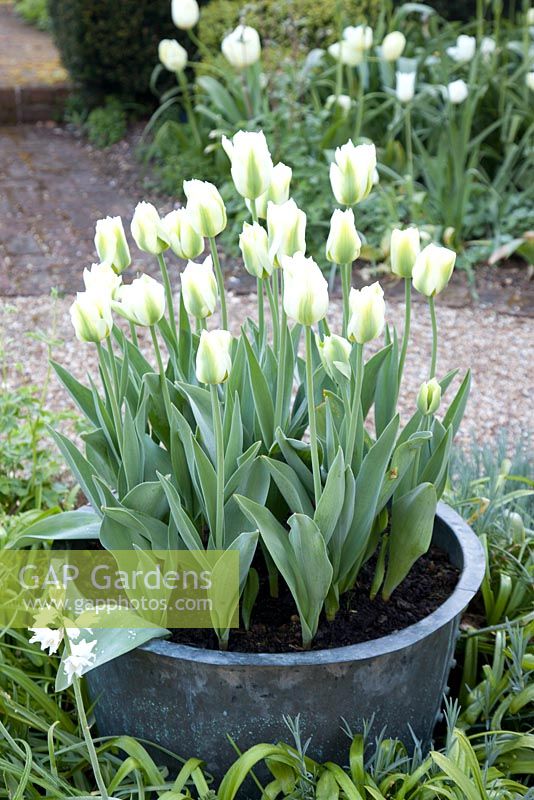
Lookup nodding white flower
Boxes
[381,31,406,62]
[347,282,386,344]
[526,72,534,91]
[112,274,166,327]
[222,130,273,200]
[63,638,97,684]
[528,7,534,24]
[412,243,456,296]
[343,25,373,51]
[417,378,442,416]
[70,291,113,343]
[171,0,199,30]
[239,222,273,279]
[221,25,261,69]
[330,141,376,206]
[447,79,469,104]
[281,252,329,326]
[83,262,122,299]
[29,627,63,655]
[196,329,233,384]
[94,216,131,274]
[328,40,364,66]
[446,34,476,63]
[181,255,218,319]
[158,39,188,72]
[184,180,227,238]
[316,333,352,380]
[326,208,361,265]
[390,227,420,278]
[267,198,306,266]
[480,36,496,59]
[162,208,204,261]
[396,70,416,103]
[131,202,169,255]
[249,161,292,219]
[326,94,352,113]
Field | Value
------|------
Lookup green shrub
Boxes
[13,0,50,30]
[86,97,128,148]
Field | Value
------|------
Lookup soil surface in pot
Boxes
[170,545,459,653]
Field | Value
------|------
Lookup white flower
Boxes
[184,180,227,238]
[396,70,416,103]
[83,262,122,299]
[221,25,261,69]
[196,329,233,384]
[131,202,169,255]
[343,25,373,51]
[326,208,361,264]
[281,252,329,326]
[446,34,476,63]
[64,638,97,684]
[390,227,420,278]
[158,39,188,72]
[316,334,352,380]
[181,255,218,319]
[381,31,406,62]
[417,378,441,416]
[412,243,456,296]
[222,130,273,200]
[326,94,352,113]
[329,140,376,206]
[328,40,364,66]
[94,216,131,274]
[447,79,469,104]
[526,72,534,91]
[171,0,199,30]
[267,198,306,266]
[70,291,113,343]
[112,274,166,327]
[239,222,273,278]
[29,627,63,654]
[249,161,292,219]
[528,7,534,25]
[347,282,386,344]
[480,37,496,59]
[162,208,204,260]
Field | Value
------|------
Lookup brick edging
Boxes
[0,83,71,124]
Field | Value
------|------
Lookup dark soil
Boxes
[170,545,460,653]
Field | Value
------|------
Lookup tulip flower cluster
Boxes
[53,129,471,658]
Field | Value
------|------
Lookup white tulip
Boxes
[447,79,469,104]
[181,255,218,319]
[221,25,261,69]
[281,252,329,326]
[171,0,199,30]
[94,215,131,274]
[326,208,361,264]
[396,70,416,103]
[417,378,442,416]
[158,39,188,72]
[381,31,406,62]
[526,72,534,91]
[239,222,273,278]
[480,36,496,59]
[390,227,420,278]
[222,130,273,200]
[328,40,364,66]
[163,208,204,260]
[63,638,97,684]
[330,140,376,206]
[112,274,166,327]
[196,329,233,384]
[267,198,306,266]
[249,161,292,219]
[446,35,476,63]
[412,243,456,296]
[184,180,227,238]
[528,7,534,24]
[326,94,352,113]
[343,25,373,51]
[83,262,122,299]
[347,282,386,344]
[316,333,352,380]
[29,627,64,654]
[131,202,169,255]
[70,291,113,343]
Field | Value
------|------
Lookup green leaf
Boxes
[7,510,101,547]
[122,402,144,492]
[158,473,204,551]
[48,428,102,512]
[442,370,471,437]
[314,447,345,544]
[263,457,314,516]
[361,344,393,418]
[177,382,216,463]
[243,333,275,448]
[51,361,98,425]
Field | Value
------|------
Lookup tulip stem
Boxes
[157,253,177,341]
[345,342,364,470]
[256,278,265,344]
[210,384,225,550]
[150,326,173,424]
[305,326,321,506]
[106,335,120,403]
[341,262,351,337]
[177,68,202,148]
[274,309,287,431]
[404,106,414,206]
[71,672,110,799]
[428,295,438,379]
[265,278,279,351]
[129,321,139,347]
[209,237,228,330]
[96,340,122,450]
[397,278,411,390]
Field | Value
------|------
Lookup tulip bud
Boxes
[343,25,373,51]
[112,274,166,327]
[328,40,364,66]
[381,31,406,61]
[163,208,204,260]
[70,291,113,343]
[83,262,122,299]
[180,256,218,319]
[347,282,386,344]
[222,130,273,200]
[330,141,376,206]
[158,39,188,72]
[281,252,329,326]
[196,329,233,384]
[326,208,361,264]
[267,198,306,266]
[131,202,169,255]
[221,25,261,69]
[249,161,292,219]
[326,94,352,114]
[447,79,469,104]
[528,7,534,24]
[396,70,416,103]
[446,34,476,63]
[94,216,131,274]
[316,333,352,380]
[239,222,273,279]
[171,0,199,30]
[390,227,420,278]
[412,243,456,296]
[417,378,441,416]
[480,36,496,59]
[184,180,227,238]
[526,72,534,91]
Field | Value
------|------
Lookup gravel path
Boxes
[1,290,532,449]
